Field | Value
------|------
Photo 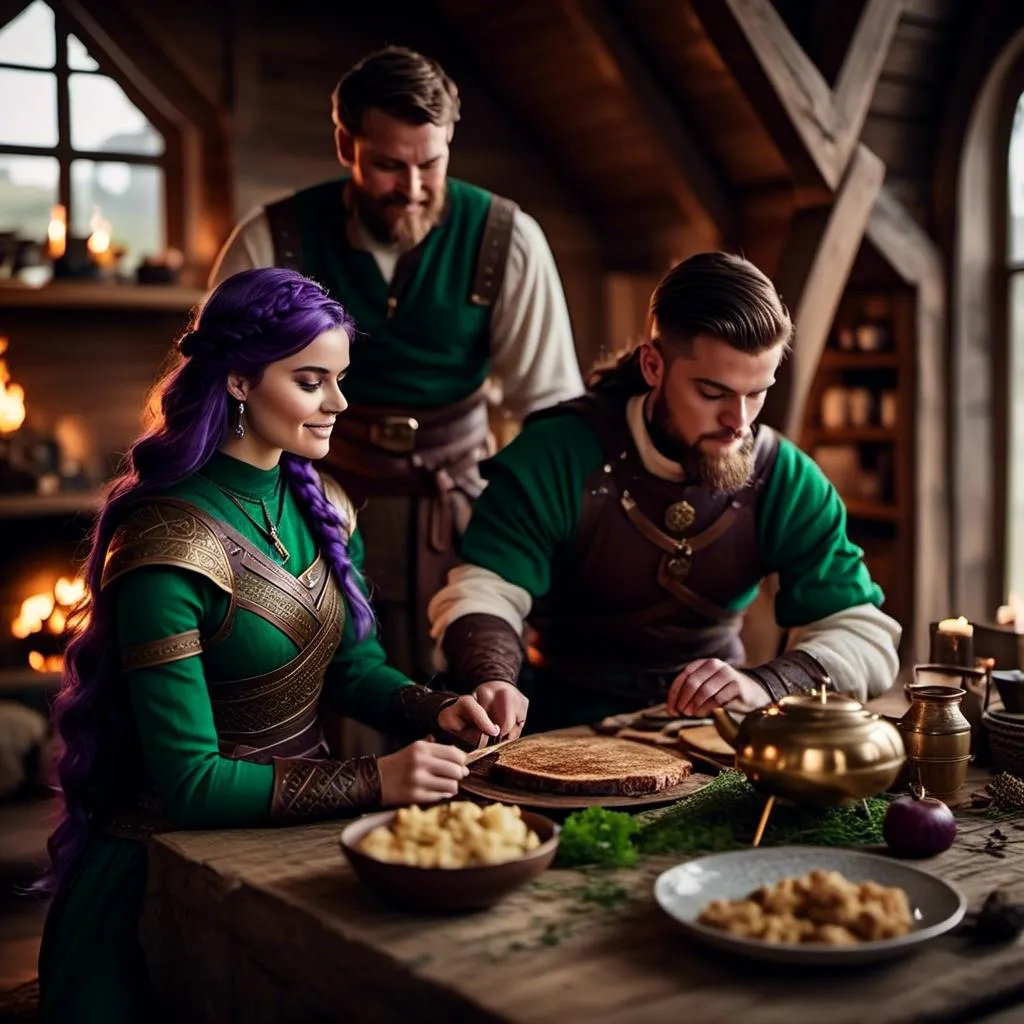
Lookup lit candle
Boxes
[937,616,974,638]
[930,616,974,666]
[46,204,66,259]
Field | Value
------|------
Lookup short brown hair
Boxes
[588,252,791,394]
[651,251,792,356]
[331,46,461,135]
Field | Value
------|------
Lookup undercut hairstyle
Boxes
[589,252,792,394]
[331,46,461,135]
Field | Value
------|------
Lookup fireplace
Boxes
[0,286,202,692]
[11,574,87,674]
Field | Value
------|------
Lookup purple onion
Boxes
[883,788,957,858]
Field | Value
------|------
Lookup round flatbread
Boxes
[491,736,692,797]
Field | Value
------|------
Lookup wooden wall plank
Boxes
[559,0,732,239]
[761,145,886,438]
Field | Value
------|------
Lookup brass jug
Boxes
[712,690,906,806]
[898,683,971,800]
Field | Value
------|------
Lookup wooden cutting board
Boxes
[459,731,714,811]
[676,723,736,769]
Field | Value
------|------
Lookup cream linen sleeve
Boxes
[208,208,275,287]
[427,564,533,672]
[784,603,902,702]
[490,210,584,417]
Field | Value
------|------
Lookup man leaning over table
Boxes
[427,252,902,737]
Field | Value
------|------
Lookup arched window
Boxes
[0,0,175,272]
[1006,87,1024,599]
[1008,93,1024,598]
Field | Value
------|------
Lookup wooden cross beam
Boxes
[691,0,903,191]
[560,0,735,241]
[759,144,886,438]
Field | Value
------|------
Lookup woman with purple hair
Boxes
[37,267,499,1021]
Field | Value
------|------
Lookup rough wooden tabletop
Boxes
[142,753,1024,1024]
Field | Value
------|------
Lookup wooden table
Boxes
[141,706,1024,1024]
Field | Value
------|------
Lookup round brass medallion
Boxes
[664,500,696,533]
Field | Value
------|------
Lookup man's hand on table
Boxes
[472,681,529,742]
[666,658,772,717]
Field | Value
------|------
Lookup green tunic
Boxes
[457,410,884,725]
[38,452,411,1023]
[291,176,494,407]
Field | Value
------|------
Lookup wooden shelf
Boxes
[807,427,898,444]
[819,352,899,370]
[0,668,60,692]
[843,500,901,523]
[0,282,205,312]
[0,491,102,518]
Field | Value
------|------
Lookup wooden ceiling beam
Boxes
[559,0,734,241]
[833,0,905,160]
[691,0,903,191]
[760,144,885,438]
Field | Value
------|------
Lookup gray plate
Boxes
[654,846,967,965]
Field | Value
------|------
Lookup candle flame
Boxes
[86,205,112,258]
[47,204,67,259]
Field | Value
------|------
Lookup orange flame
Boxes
[12,576,88,672]
[86,206,112,260]
[47,204,67,259]
[0,339,25,436]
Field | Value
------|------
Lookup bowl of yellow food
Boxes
[339,801,561,912]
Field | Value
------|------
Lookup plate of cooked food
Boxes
[654,846,967,965]
[460,733,709,810]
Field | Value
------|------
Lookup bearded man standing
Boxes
[211,46,582,684]
[429,252,901,738]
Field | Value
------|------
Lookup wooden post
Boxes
[866,187,950,659]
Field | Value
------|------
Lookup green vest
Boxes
[290,176,494,408]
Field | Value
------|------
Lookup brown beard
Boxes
[648,390,756,494]
[351,182,446,248]
[699,433,756,493]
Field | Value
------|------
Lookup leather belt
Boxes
[335,390,489,456]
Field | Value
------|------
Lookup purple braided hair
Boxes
[280,454,373,637]
[44,268,372,892]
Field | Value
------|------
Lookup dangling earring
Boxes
[234,400,246,440]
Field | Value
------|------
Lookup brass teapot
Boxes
[712,688,906,807]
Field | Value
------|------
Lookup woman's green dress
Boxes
[38,452,454,1022]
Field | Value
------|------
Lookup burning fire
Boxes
[0,339,25,435]
[12,576,88,673]
[47,203,67,259]
[86,206,113,264]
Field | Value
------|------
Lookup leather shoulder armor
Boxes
[318,473,357,541]
[101,501,234,595]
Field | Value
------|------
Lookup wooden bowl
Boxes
[339,807,560,912]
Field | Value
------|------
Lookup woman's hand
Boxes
[377,740,469,806]
[472,681,529,741]
[435,694,500,748]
